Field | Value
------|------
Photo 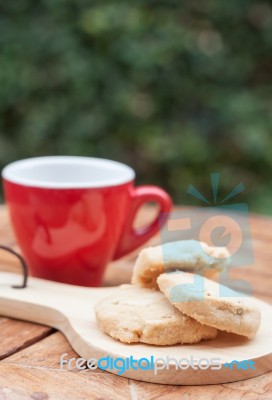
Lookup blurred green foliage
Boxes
[1,1,272,213]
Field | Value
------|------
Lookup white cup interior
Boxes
[2,156,135,188]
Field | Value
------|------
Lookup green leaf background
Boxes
[1,1,272,212]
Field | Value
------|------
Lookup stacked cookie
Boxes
[95,240,261,345]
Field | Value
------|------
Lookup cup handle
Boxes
[113,185,172,260]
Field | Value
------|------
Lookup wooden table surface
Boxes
[0,204,272,400]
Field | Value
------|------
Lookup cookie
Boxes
[94,285,218,345]
[157,272,261,338]
[131,240,230,289]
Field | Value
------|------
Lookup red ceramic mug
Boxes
[2,156,172,286]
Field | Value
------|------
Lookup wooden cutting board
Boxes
[0,272,271,385]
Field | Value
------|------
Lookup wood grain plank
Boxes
[0,206,16,246]
[0,205,272,399]
[2,332,83,370]
[2,331,272,400]
[129,372,272,400]
[0,318,54,360]
[0,364,131,400]
[6,331,272,400]
[228,268,272,300]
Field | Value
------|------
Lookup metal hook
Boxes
[0,245,28,288]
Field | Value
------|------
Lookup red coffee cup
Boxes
[2,156,172,286]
